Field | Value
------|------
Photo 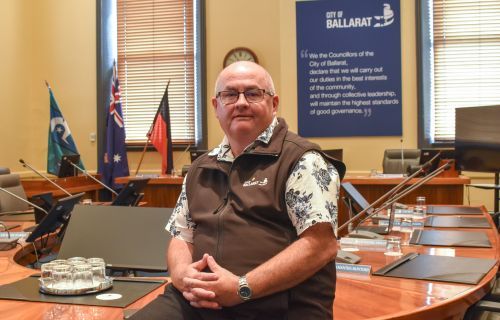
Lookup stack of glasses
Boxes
[39,257,111,294]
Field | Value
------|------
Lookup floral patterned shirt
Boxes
[166,118,340,242]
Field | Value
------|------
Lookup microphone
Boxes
[383,151,442,205]
[338,161,433,236]
[19,159,72,197]
[341,160,453,236]
[400,139,405,175]
[0,187,48,215]
[62,156,119,196]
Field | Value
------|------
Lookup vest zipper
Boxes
[212,196,227,214]
[214,194,228,261]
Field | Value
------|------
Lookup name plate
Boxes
[394,209,414,215]
[340,237,387,248]
[336,263,372,275]
[379,220,425,227]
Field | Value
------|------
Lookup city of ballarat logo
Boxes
[243,177,268,187]
[326,3,394,29]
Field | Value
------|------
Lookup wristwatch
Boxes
[237,275,252,301]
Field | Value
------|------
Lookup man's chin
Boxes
[229,122,257,135]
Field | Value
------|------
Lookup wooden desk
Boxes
[21,175,104,201]
[0,205,497,319]
[338,176,471,229]
[115,175,470,226]
[115,175,183,208]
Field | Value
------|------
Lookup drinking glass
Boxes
[67,257,87,264]
[384,236,402,256]
[414,196,427,217]
[40,262,57,288]
[399,214,414,245]
[400,215,414,233]
[87,258,106,284]
[73,264,94,289]
[52,264,72,290]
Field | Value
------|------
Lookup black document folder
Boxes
[410,229,492,248]
[0,276,166,307]
[426,205,482,215]
[425,216,491,228]
[373,253,496,284]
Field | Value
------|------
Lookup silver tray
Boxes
[39,277,113,296]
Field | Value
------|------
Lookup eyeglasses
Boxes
[216,89,274,105]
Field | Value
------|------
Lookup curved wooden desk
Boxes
[334,206,498,319]
[21,175,104,201]
[114,175,470,211]
[0,220,167,320]
[0,206,497,319]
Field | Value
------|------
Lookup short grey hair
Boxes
[214,61,275,95]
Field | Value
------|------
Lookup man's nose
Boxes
[235,92,249,106]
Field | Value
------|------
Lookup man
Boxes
[131,61,345,319]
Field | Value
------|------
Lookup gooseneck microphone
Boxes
[400,139,405,175]
[383,151,442,205]
[62,156,119,196]
[338,160,453,234]
[0,187,48,215]
[19,159,72,197]
[338,160,434,234]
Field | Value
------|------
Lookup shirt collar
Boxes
[208,117,278,163]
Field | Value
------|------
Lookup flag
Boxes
[101,68,130,189]
[150,83,173,174]
[47,86,85,175]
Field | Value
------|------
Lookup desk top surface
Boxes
[115,174,471,186]
[0,205,497,320]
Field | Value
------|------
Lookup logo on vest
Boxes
[243,177,268,187]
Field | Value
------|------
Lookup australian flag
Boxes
[47,86,84,175]
[101,68,129,190]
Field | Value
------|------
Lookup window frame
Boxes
[417,0,500,149]
[96,0,207,159]
[417,0,451,149]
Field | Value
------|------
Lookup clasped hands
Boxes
[180,254,241,309]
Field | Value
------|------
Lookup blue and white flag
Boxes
[47,86,84,175]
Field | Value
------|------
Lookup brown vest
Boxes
[185,119,343,319]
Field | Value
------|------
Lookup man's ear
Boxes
[272,95,279,115]
[211,97,219,118]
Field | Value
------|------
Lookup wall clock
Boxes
[223,47,258,68]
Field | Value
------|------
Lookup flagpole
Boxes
[134,80,170,175]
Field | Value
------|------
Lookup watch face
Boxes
[239,286,252,299]
[224,47,258,67]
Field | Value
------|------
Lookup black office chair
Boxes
[463,300,500,320]
[382,149,421,174]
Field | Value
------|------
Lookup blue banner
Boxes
[296,0,402,137]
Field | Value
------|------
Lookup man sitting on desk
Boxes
[131,61,345,319]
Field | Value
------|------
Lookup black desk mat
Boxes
[427,205,482,215]
[424,216,491,228]
[374,253,496,284]
[410,229,492,248]
[0,276,166,307]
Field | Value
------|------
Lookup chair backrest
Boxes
[322,149,343,161]
[0,174,30,213]
[383,149,421,174]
